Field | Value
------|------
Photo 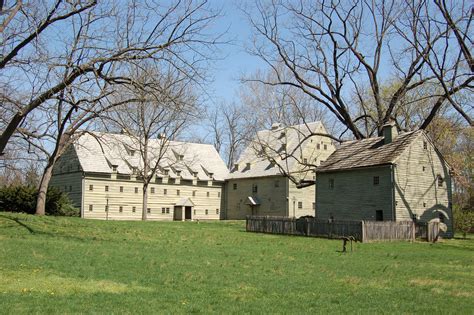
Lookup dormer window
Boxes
[193,171,198,177]
[176,170,181,176]
[112,166,117,172]
[163,169,169,176]
[208,172,214,178]
[130,150,135,157]
[179,155,184,161]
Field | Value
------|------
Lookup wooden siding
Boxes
[49,147,83,208]
[316,166,393,221]
[393,134,453,236]
[225,176,289,219]
[225,175,316,219]
[82,176,224,221]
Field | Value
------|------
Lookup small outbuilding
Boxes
[316,122,453,237]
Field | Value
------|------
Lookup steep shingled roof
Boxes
[228,121,331,179]
[317,130,423,172]
[73,132,229,181]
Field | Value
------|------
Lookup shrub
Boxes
[453,206,474,238]
[0,185,79,216]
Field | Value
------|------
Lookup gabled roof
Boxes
[317,130,423,172]
[228,121,330,179]
[73,132,229,181]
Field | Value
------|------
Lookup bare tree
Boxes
[105,66,198,220]
[202,102,252,169]
[243,0,473,140]
[0,0,221,156]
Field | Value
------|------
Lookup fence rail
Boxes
[246,216,440,242]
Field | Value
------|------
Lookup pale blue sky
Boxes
[206,0,263,104]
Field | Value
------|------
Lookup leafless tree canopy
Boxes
[244,0,473,139]
[0,0,222,155]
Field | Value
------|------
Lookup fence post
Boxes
[361,220,365,243]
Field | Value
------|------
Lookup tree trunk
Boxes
[142,183,148,220]
[35,159,55,215]
[0,112,24,156]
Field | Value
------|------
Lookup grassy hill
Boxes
[0,213,473,314]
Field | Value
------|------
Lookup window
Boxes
[423,141,428,150]
[166,208,170,214]
[177,189,180,196]
[298,201,303,209]
[192,190,196,197]
[422,166,426,172]
[233,183,237,190]
[89,185,93,191]
[164,189,167,195]
[151,187,155,194]
[216,209,219,214]
[120,186,124,192]
[205,209,208,215]
[303,158,308,164]
[119,206,123,213]
[252,184,258,193]
[105,205,109,212]
[164,170,169,175]
[135,187,138,193]
[105,185,109,192]
[329,179,334,189]
[373,176,379,185]
[89,205,93,211]
[423,202,427,207]
[206,192,210,197]
[437,175,443,187]
[147,208,151,214]
[162,208,166,214]
[312,202,315,210]
[112,166,117,172]
[218,192,221,198]
[274,180,280,188]
[132,206,136,213]
[324,144,327,150]
[317,144,321,150]
[193,209,196,215]
[375,210,383,221]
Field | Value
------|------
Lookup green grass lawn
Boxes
[0,213,473,314]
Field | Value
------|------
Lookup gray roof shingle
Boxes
[228,122,328,179]
[317,130,423,172]
[73,132,229,181]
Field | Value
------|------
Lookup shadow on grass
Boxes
[0,214,36,234]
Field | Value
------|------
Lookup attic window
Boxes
[437,175,443,187]
[252,184,258,193]
[179,155,184,161]
[423,141,428,150]
[373,176,379,185]
[303,158,308,164]
[163,170,169,175]
[130,150,135,156]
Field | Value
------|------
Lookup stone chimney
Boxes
[382,121,398,144]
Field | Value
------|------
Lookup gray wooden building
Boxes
[315,122,453,237]
[226,122,335,219]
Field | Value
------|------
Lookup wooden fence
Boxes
[246,216,440,242]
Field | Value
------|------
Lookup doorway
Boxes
[185,206,192,220]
